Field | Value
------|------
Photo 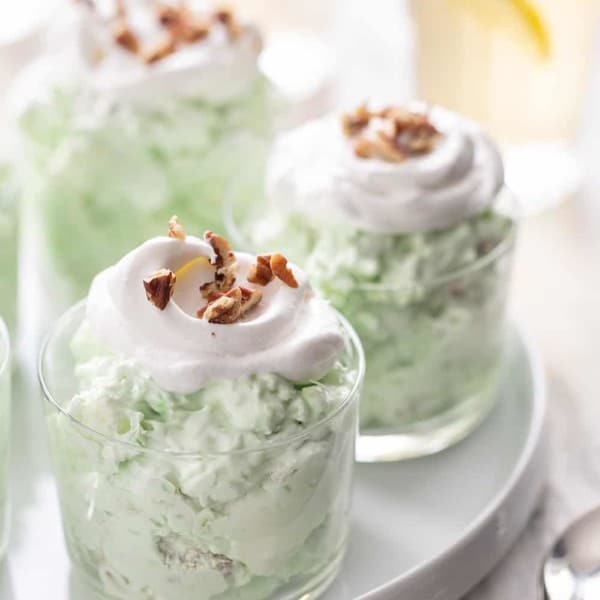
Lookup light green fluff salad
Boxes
[46,321,356,600]
[0,165,18,331]
[67,320,355,452]
[19,77,275,302]
[247,208,515,429]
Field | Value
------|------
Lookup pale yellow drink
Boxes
[410,0,599,145]
[224,0,335,35]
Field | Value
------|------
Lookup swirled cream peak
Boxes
[86,223,344,393]
[40,1,262,103]
[267,103,504,234]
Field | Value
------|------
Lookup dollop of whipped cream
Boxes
[21,1,262,106]
[267,103,504,234]
[87,232,345,394]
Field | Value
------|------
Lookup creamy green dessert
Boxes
[42,223,362,599]
[242,103,516,445]
[15,1,276,303]
[0,166,18,332]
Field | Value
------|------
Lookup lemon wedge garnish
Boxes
[448,0,551,59]
[175,256,211,281]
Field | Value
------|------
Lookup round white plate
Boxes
[1,325,544,600]
[324,325,546,599]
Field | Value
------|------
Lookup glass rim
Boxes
[224,182,519,292]
[0,317,8,378]
[38,300,365,459]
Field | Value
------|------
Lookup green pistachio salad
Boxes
[0,165,17,332]
[237,102,516,453]
[41,220,362,600]
[13,0,276,305]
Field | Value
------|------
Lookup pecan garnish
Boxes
[105,2,248,64]
[167,215,186,240]
[270,254,299,288]
[386,109,439,155]
[247,255,274,286]
[213,7,242,39]
[203,287,242,323]
[143,269,176,310]
[156,4,209,43]
[341,103,370,137]
[112,20,140,54]
[341,103,440,163]
[198,286,262,322]
[143,34,177,64]
[239,286,262,315]
[201,231,237,297]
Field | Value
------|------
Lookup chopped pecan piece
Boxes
[391,112,439,155]
[345,103,440,163]
[156,4,209,43]
[143,34,177,64]
[341,103,371,137]
[353,137,374,159]
[143,269,176,310]
[239,286,262,315]
[270,254,299,288]
[213,7,242,39]
[201,231,237,295]
[167,215,185,240]
[203,287,242,324]
[373,131,408,163]
[198,286,262,322]
[204,231,234,268]
[113,20,140,54]
[247,255,273,286]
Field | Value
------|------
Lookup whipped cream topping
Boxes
[31,2,262,105]
[267,104,504,234]
[87,235,345,393]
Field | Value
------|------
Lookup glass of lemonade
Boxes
[410,0,600,212]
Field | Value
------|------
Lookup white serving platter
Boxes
[0,324,545,600]
[324,326,546,599]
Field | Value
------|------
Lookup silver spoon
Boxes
[542,506,600,599]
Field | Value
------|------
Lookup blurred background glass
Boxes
[410,0,600,214]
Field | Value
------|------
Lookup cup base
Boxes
[68,539,347,600]
[356,383,499,463]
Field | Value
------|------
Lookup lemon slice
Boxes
[175,256,211,281]
[449,0,551,59]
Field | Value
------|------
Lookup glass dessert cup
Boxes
[0,165,18,332]
[226,179,517,461]
[0,317,10,559]
[14,2,282,313]
[351,227,515,462]
[23,116,272,314]
[39,301,364,600]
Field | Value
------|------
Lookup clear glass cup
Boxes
[15,1,280,313]
[39,302,364,600]
[409,0,600,213]
[0,165,18,333]
[225,173,517,461]
[0,317,11,558]
[21,125,272,316]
